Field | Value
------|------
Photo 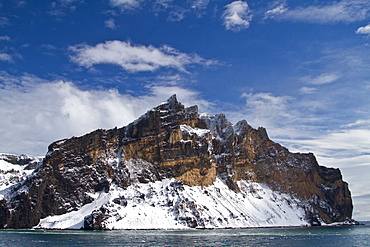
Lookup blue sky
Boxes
[1,0,370,220]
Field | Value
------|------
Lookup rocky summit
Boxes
[0,95,354,229]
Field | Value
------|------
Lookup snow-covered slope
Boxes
[0,154,41,193]
[37,178,307,229]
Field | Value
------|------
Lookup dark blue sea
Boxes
[1,222,369,247]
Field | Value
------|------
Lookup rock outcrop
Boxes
[0,95,354,229]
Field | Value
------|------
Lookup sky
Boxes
[0,0,369,220]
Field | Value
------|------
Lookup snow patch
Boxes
[180,124,210,137]
[36,192,110,229]
[0,156,37,196]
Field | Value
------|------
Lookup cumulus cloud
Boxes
[0,72,211,156]
[222,1,252,32]
[109,0,141,11]
[69,40,217,73]
[356,23,370,35]
[302,72,341,85]
[266,0,370,23]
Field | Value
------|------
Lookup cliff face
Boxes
[0,95,354,229]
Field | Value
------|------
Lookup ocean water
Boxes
[0,222,369,247]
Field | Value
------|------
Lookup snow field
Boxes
[35,178,308,230]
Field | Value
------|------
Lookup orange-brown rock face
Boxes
[0,95,354,229]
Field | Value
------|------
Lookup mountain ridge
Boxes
[0,95,354,229]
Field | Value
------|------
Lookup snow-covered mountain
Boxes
[0,95,355,229]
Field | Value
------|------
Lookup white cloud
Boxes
[190,0,209,10]
[302,72,341,85]
[280,129,370,158]
[167,7,187,21]
[69,40,217,73]
[109,0,141,10]
[266,0,370,23]
[233,92,299,134]
[222,1,252,32]
[264,4,288,19]
[0,72,211,156]
[344,119,370,128]
[48,0,83,17]
[105,18,117,29]
[356,23,370,35]
[0,53,13,62]
[299,87,316,94]
[152,0,210,21]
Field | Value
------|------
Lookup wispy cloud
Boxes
[265,0,370,23]
[0,72,211,156]
[264,2,288,19]
[48,0,83,17]
[301,72,341,85]
[0,53,13,62]
[69,40,218,73]
[222,1,252,32]
[190,0,209,10]
[167,6,187,21]
[0,36,11,41]
[299,86,316,94]
[109,0,142,11]
[153,0,210,21]
[105,18,117,29]
[230,92,301,135]
[281,129,370,158]
[0,17,10,27]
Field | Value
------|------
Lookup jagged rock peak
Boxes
[165,94,180,109]
[125,95,200,139]
[156,94,199,116]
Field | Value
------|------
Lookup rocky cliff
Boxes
[0,95,354,229]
